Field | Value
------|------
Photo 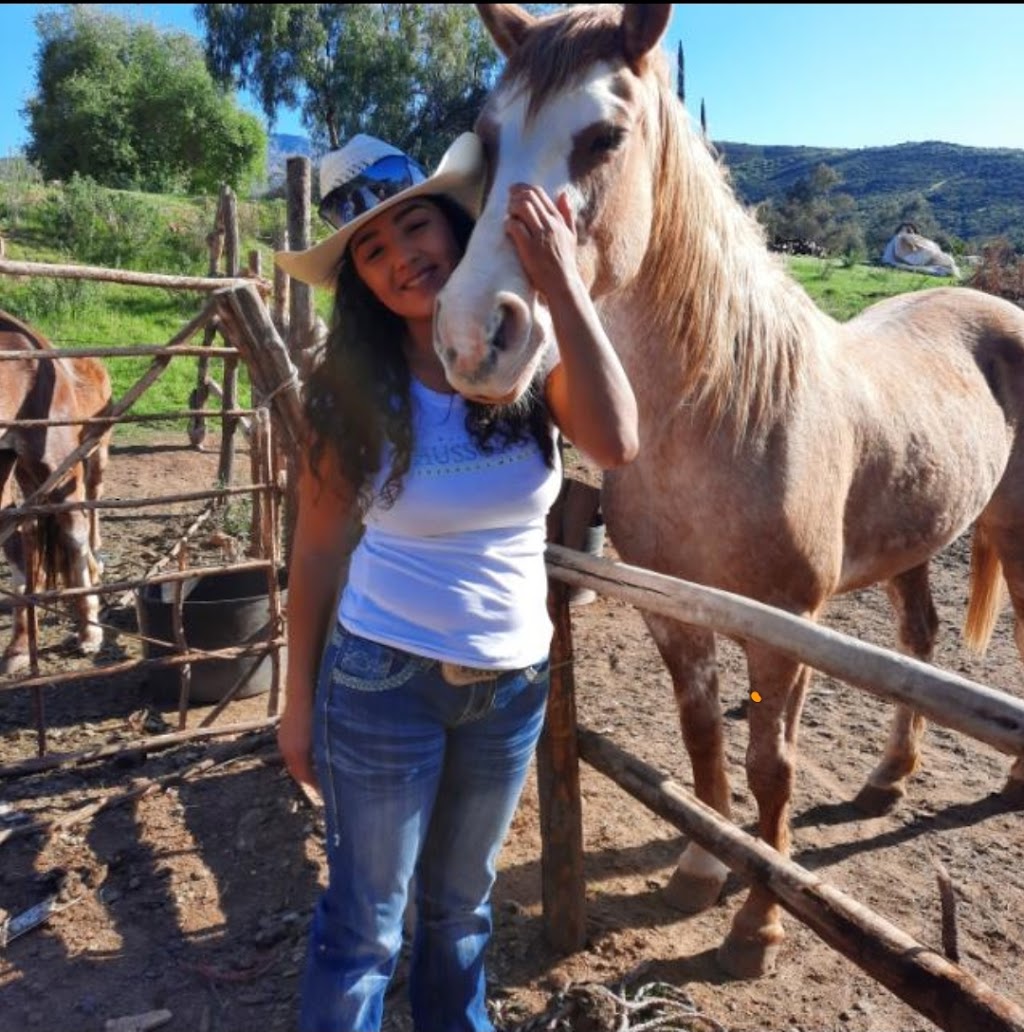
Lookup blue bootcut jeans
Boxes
[299,624,550,1032]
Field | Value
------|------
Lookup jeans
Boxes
[300,625,550,1032]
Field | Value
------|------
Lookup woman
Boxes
[274,131,638,1032]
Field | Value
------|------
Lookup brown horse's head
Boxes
[434,3,673,403]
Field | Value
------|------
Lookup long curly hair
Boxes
[303,194,556,511]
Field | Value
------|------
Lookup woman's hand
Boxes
[504,183,580,299]
[503,184,639,469]
[278,698,318,789]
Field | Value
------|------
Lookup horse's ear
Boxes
[476,4,536,57]
[621,4,673,68]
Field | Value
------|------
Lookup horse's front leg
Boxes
[719,645,810,979]
[0,459,31,675]
[84,435,110,567]
[643,616,732,912]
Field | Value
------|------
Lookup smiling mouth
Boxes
[401,267,435,290]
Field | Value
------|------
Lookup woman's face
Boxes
[349,198,462,324]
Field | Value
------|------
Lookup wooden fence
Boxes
[0,264,301,767]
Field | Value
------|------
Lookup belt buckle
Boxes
[440,661,501,687]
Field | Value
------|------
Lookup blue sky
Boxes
[2,4,1023,158]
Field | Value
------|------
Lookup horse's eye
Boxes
[591,127,626,156]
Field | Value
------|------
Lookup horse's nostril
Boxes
[486,304,510,352]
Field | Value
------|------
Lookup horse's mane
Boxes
[505,7,832,442]
[643,64,832,440]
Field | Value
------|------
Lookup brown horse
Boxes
[0,310,111,674]
[435,3,1024,978]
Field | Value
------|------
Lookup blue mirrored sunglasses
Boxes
[318,153,428,230]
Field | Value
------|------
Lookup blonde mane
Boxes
[639,65,830,440]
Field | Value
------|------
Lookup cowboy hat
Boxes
[274,132,485,289]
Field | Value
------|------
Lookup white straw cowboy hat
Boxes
[274,132,485,289]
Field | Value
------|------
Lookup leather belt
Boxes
[439,661,502,687]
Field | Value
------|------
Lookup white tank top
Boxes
[339,378,562,668]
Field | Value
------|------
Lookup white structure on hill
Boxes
[881,223,959,278]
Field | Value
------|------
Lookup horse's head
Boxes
[435,3,673,404]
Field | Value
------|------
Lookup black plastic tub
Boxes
[135,567,287,705]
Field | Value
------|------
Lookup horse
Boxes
[434,3,1024,978]
[0,309,111,674]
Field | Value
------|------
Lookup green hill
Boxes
[717,140,1024,250]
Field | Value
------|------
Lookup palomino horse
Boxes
[435,3,1024,977]
[0,310,111,674]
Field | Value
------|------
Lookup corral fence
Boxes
[0,181,308,769]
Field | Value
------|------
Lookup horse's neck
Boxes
[614,121,827,437]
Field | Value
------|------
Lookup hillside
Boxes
[717,140,1024,249]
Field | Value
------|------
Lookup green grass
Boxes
[788,255,952,320]
[0,277,250,433]
[0,175,273,431]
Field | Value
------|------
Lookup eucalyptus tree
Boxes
[196,4,504,168]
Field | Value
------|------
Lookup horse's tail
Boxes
[963,523,1005,654]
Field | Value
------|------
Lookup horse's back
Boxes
[846,285,1024,353]
[0,322,52,427]
[842,286,1024,429]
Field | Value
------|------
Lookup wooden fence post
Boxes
[283,156,315,561]
[286,156,315,359]
[535,477,593,954]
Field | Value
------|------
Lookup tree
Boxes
[195,4,503,168]
[24,6,265,194]
[758,162,863,259]
[676,41,685,106]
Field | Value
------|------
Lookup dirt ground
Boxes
[1,433,1023,1032]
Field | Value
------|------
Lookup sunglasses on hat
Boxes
[318,154,428,230]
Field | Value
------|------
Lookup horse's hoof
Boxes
[853,781,904,817]
[716,935,781,980]
[78,633,104,656]
[1,652,30,676]
[662,867,725,913]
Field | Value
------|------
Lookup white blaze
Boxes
[435,62,628,400]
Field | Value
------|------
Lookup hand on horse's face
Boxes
[504,183,580,300]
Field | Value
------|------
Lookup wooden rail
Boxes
[544,544,1024,757]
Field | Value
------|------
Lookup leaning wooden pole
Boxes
[212,285,304,452]
[213,283,305,565]
[544,546,1024,761]
[577,726,1024,1032]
